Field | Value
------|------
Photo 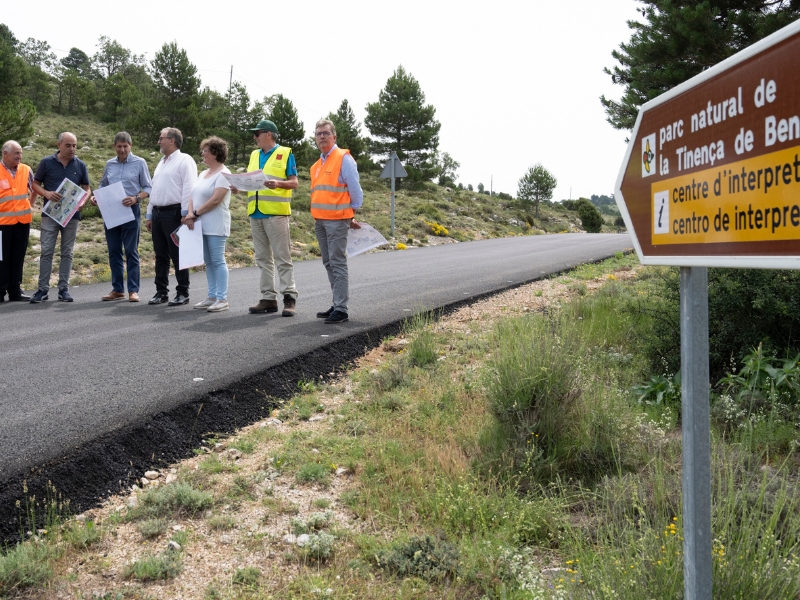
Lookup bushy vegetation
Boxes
[7,255,800,598]
[375,535,460,582]
[627,267,800,381]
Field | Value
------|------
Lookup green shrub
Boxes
[296,462,330,484]
[303,532,336,559]
[123,552,182,581]
[407,328,438,367]
[483,314,582,468]
[198,454,237,475]
[632,372,682,407]
[366,361,408,393]
[375,535,459,582]
[137,517,168,539]
[577,199,603,233]
[0,541,55,594]
[635,268,800,381]
[232,566,261,587]
[291,511,333,534]
[128,482,213,521]
[63,519,102,549]
[414,203,442,221]
[208,514,237,531]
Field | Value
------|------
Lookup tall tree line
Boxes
[0,28,306,161]
[0,27,452,184]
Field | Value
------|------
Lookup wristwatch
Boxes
[135,195,141,203]
[193,209,199,218]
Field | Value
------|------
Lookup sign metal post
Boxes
[680,267,712,600]
[379,151,408,238]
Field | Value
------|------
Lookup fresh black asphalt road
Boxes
[0,233,631,483]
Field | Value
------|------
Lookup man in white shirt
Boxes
[145,127,197,306]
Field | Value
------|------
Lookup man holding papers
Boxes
[30,132,90,303]
[310,119,363,324]
[240,119,298,317]
[145,127,197,306]
[93,132,152,302]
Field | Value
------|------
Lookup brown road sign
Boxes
[615,19,800,268]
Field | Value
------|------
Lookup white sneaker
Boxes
[207,299,229,312]
[194,298,215,309]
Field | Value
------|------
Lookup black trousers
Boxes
[0,222,30,298]
[151,205,189,296]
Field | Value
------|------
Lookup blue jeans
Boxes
[105,217,140,293]
[203,234,228,300]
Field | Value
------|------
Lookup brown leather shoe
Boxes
[249,299,278,314]
[102,290,126,301]
[282,295,296,317]
[129,292,140,302]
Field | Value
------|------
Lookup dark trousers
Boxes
[151,205,189,296]
[0,222,30,298]
[105,214,140,294]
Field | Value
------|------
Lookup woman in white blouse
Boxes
[184,136,232,312]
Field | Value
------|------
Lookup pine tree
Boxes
[365,65,441,186]
[327,99,367,161]
[222,82,262,164]
[602,1,800,131]
[149,42,202,140]
[518,164,557,219]
[268,94,305,150]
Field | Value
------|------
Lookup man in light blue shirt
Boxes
[92,132,152,302]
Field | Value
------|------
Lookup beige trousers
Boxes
[250,215,298,301]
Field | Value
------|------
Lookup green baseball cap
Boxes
[248,119,278,134]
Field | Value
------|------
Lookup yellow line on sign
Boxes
[651,144,800,244]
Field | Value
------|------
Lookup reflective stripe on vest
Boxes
[0,163,33,225]
[309,184,347,193]
[246,147,292,216]
[0,193,31,203]
[310,202,353,210]
[309,148,354,220]
[0,208,32,218]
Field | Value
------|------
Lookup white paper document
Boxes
[347,222,389,257]
[42,178,89,227]
[178,220,204,270]
[222,170,268,192]
[94,181,135,229]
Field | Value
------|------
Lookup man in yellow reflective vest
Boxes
[0,141,33,302]
[240,119,298,316]
[309,119,363,324]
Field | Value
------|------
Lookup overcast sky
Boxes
[4,0,642,200]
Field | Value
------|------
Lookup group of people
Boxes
[0,118,362,323]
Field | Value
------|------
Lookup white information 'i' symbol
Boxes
[653,190,669,235]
